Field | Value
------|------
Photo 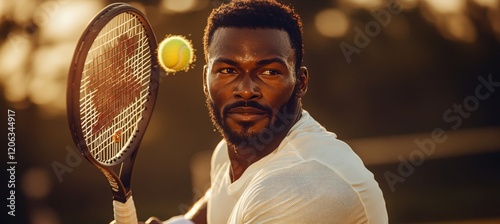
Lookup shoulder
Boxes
[240,111,388,223]
[285,111,375,185]
[253,160,362,206]
[236,160,368,223]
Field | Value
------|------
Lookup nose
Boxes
[233,74,261,101]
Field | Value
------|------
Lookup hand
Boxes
[110,216,162,224]
[142,216,163,224]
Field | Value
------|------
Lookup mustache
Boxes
[222,101,273,116]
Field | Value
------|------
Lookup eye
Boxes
[219,68,237,74]
[261,69,281,76]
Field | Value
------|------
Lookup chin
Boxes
[223,115,281,148]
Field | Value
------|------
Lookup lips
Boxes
[227,106,269,122]
[228,107,267,114]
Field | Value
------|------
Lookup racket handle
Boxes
[113,196,138,224]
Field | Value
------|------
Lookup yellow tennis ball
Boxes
[157,35,194,73]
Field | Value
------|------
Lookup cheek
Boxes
[206,75,217,99]
[207,78,228,107]
[269,82,295,104]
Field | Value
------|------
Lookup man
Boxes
[165,0,388,223]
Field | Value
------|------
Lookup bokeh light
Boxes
[21,168,53,199]
[422,0,465,14]
[37,1,103,43]
[339,0,385,10]
[473,0,498,8]
[0,0,103,115]
[160,0,208,14]
[444,14,476,43]
[315,8,349,38]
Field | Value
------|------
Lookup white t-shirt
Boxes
[206,110,388,224]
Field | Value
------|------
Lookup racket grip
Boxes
[113,196,138,224]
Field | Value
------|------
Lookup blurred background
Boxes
[1,0,499,223]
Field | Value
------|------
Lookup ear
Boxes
[295,66,309,98]
[203,65,209,95]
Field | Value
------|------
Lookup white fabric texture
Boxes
[207,110,388,224]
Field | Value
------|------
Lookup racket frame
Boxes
[67,2,159,203]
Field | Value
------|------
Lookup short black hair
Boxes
[203,0,304,74]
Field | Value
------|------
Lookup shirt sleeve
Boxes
[228,160,369,224]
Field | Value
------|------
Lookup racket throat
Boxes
[97,166,131,203]
[119,149,138,188]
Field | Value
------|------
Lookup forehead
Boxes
[208,28,294,63]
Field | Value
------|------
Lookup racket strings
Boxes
[80,12,152,163]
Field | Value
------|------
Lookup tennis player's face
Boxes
[204,28,306,149]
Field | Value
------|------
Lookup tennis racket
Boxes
[67,3,159,224]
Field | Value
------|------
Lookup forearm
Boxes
[184,195,207,224]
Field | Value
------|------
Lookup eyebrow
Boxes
[212,57,288,68]
[256,58,288,67]
[213,58,239,66]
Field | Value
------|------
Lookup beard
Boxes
[205,86,300,151]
